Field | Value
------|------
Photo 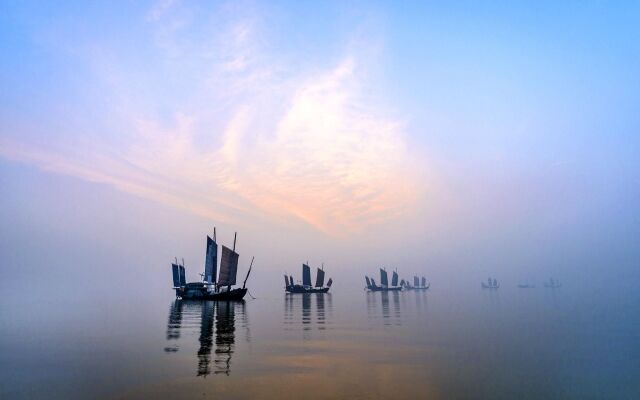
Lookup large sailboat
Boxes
[171,229,253,301]
[285,263,333,293]
[365,268,402,292]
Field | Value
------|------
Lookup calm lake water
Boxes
[1,282,638,399]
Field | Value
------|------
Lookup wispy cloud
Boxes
[0,3,423,236]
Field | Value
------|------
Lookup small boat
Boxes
[365,268,403,291]
[517,283,536,288]
[481,277,499,289]
[285,263,333,293]
[544,278,562,288]
[171,229,254,301]
[404,276,430,290]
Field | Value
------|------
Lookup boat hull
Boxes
[481,283,499,289]
[176,287,247,301]
[285,286,330,294]
[368,286,402,292]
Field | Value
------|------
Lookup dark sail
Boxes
[392,271,398,287]
[400,279,405,287]
[327,278,333,287]
[380,268,388,287]
[371,278,377,288]
[283,274,290,287]
[289,275,294,286]
[315,268,325,287]
[421,277,426,287]
[365,276,371,288]
[204,236,218,284]
[218,245,239,286]
[179,265,186,286]
[302,264,312,287]
[172,263,181,287]
[414,276,419,287]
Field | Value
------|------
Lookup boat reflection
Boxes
[164,300,248,377]
[284,293,333,334]
[366,291,402,326]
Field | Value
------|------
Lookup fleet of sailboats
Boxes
[169,230,563,299]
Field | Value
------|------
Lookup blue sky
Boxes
[1,1,639,280]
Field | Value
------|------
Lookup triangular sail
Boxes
[315,268,325,287]
[414,276,419,287]
[204,236,218,284]
[302,264,312,287]
[421,277,426,287]
[380,268,388,287]
[172,263,181,287]
[289,276,294,286]
[365,276,371,288]
[371,278,377,288]
[218,245,239,286]
[283,274,290,287]
[327,278,333,287]
[392,271,398,287]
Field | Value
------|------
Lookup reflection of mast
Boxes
[316,293,325,328]
[214,301,236,375]
[197,301,215,377]
[166,300,183,340]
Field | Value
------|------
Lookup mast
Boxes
[242,256,254,289]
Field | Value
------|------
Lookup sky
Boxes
[1,1,639,292]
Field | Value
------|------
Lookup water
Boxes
[1,284,639,399]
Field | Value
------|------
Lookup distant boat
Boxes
[285,263,332,293]
[544,278,562,288]
[403,275,430,290]
[171,229,253,301]
[517,283,536,288]
[365,268,402,291]
[481,277,499,289]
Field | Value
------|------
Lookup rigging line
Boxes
[247,290,257,300]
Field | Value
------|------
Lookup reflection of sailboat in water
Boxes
[164,300,247,377]
[367,291,402,326]
[283,293,332,333]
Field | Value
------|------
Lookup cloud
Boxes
[0,6,423,236]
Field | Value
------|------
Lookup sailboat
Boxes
[481,277,499,289]
[544,278,562,288]
[171,229,254,300]
[285,263,333,293]
[403,276,431,290]
[365,268,402,292]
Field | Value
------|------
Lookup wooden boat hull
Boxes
[176,287,247,301]
[368,286,402,292]
[481,283,499,289]
[285,286,330,294]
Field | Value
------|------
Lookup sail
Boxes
[289,276,294,286]
[400,279,405,287]
[371,278,377,288]
[204,236,218,284]
[414,276,419,287]
[218,245,239,286]
[365,276,371,288]
[284,274,290,287]
[380,268,388,287]
[302,264,312,287]
[315,268,325,287]
[392,271,398,287]
[327,278,333,287]
[172,263,181,287]
[179,265,186,286]
[421,277,426,287]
